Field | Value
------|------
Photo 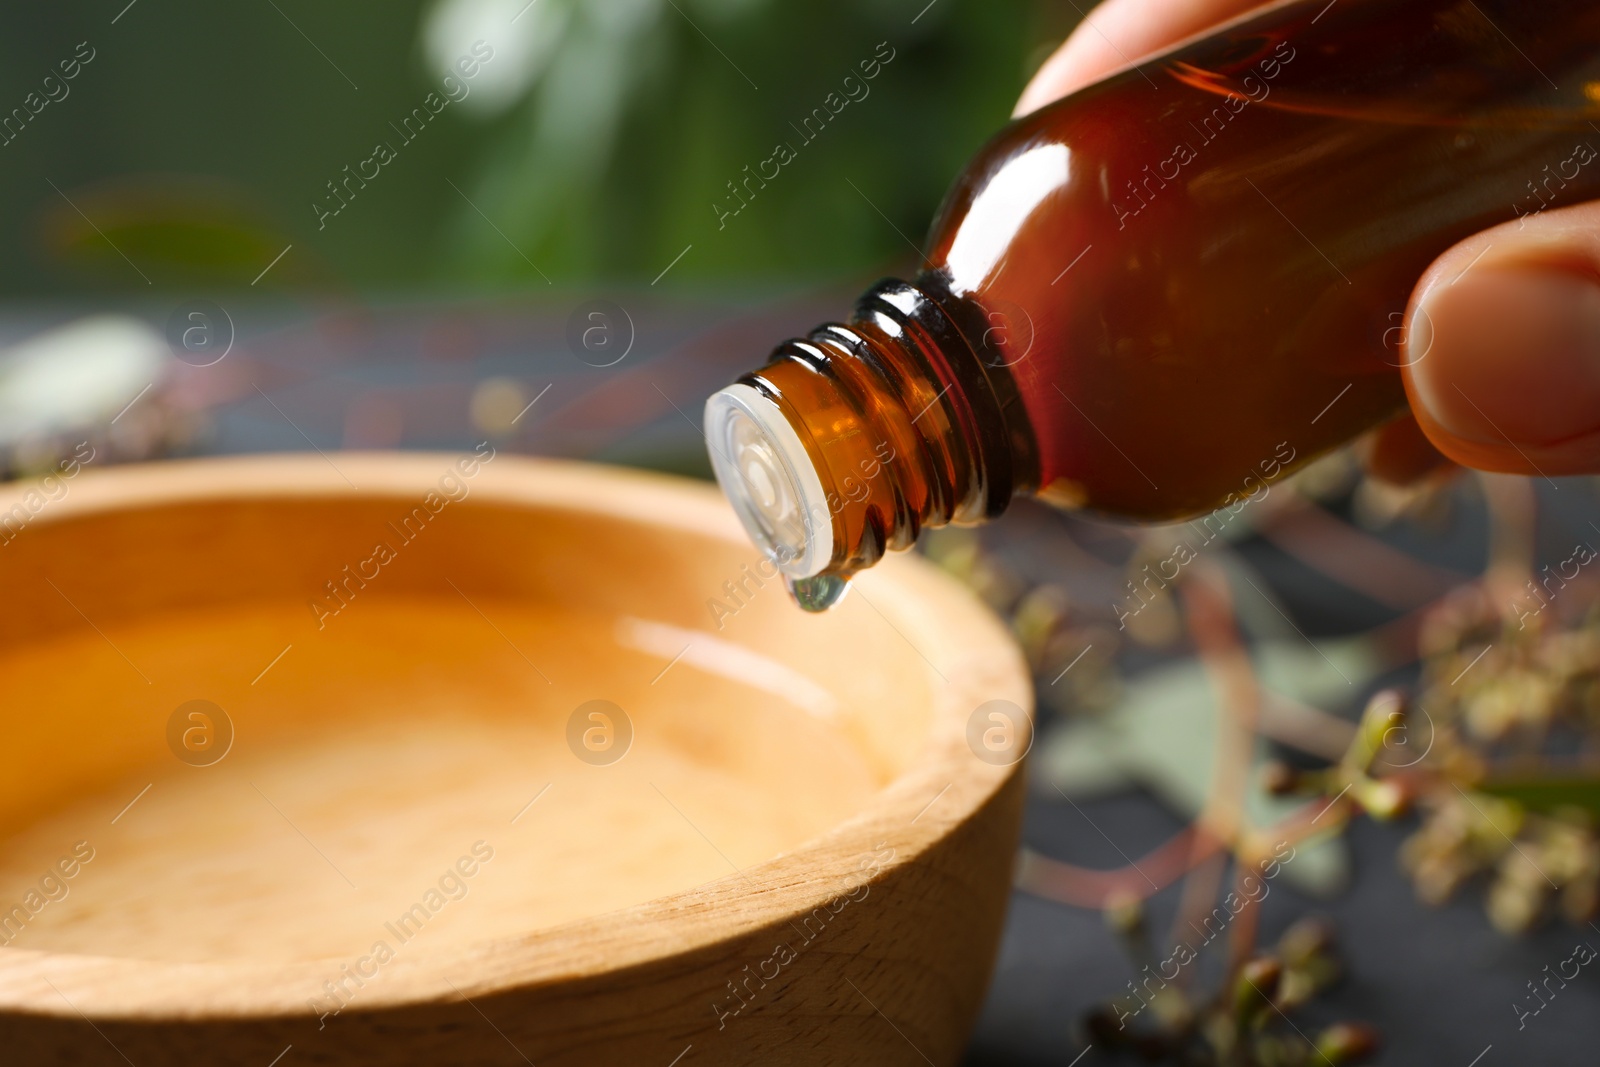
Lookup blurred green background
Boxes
[0,0,1076,296]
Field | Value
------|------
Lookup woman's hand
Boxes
[1018,0,1600,480]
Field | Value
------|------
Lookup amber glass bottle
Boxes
[704,0,1600,609]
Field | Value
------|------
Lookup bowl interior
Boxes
[0,459,945,966]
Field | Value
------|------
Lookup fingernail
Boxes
[1407,263,1600,456]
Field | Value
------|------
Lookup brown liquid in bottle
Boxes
[704,0,1600,609]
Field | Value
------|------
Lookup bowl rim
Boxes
[0,453,1031,1020]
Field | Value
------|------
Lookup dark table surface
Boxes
[15,291,1595,1066]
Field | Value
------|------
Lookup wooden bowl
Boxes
[0,454,1031,1065]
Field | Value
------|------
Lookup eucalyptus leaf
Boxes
[1036,639,1382,898]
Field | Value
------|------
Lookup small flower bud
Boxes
[1277,916,1337,969]
[1102,890,1144,940]
[1349,689,1407,773]
[1315,1022,1381,1063]
[1232,956,1282,1019]
[1352,776,1409,820]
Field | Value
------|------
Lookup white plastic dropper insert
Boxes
[703,383,834,581]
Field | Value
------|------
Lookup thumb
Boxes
[1403,201,1600,477]
[1015,0,1276,116]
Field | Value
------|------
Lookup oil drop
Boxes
[785,573,852,613]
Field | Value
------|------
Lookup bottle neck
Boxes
[704,279,1037,596]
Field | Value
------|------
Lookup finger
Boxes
[1403,201,1600,477]
[1363,413,1454,487]
[1015,0,1276,117]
